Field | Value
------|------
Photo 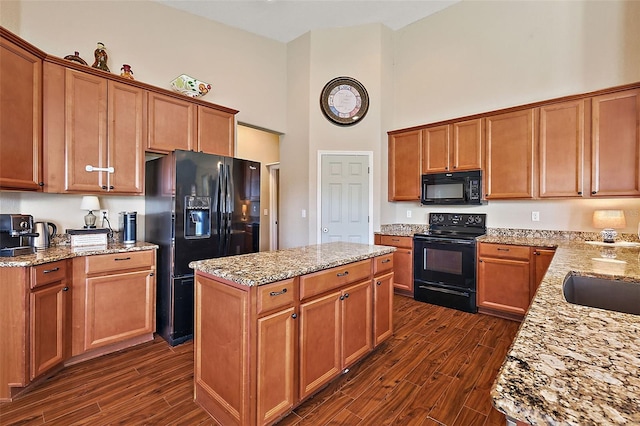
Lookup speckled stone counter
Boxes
[0,242,158,267]
[189,241,396,286]
[376,223,429,237]
[490,241,640,425]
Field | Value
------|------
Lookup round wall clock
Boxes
[320,76,369,126]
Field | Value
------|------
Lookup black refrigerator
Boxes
[145,150,260,346]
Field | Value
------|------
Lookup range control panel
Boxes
[429,213,486,228]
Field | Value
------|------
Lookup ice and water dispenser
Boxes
[184,196,211,238]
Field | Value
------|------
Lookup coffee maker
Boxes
[0,214,37,257]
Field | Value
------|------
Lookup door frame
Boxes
[316,151,373,244]
[267,162,280,251]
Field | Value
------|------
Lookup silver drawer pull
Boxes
[381,259,391,264]
[337,271,349,277]
[114,257,131,261]
[269,288,287,296]
[43,267,60,274]
[497,248,510,251]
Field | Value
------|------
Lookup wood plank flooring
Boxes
[0,295,520,426]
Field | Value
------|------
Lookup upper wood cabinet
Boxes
[0,33,43,191]
[422,119,483,174]
[147,92,196,153]
[591,88,640,197]
[43,65,145,194]
[388,129,422,201]
[538,100,587,198]
[485,109,537,199]
[198,105,235,156]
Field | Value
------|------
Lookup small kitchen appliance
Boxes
[0,214,37,257]
[120,212,137,244]
[421,170,483,205]
[32,221,57,250]
[413,212,487,313]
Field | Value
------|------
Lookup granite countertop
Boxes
[189,241,396,287]
[491,241,640,425]
[0,242,158,267]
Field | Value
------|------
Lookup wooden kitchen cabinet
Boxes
[147,91,196,153]
[72,250,156,356]
[0,30,43,191]
[198,105,235,156]
[388,129,422,201]
[485,109,537,199]
[378,235,413,296]
[373,254,394,347]
[591,88,640,197]
[422,119,483,173]
[477,243,532,320]
[30,260,69,380]
[532,248,555,294]
[43,65,145,194]
[538,100,587,198]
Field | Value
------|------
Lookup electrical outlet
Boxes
[531,211,540,222]
[406,210,412,218]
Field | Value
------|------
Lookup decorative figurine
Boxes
[91,42,110,72]
[63,51,88,65]
[120,64,134,80]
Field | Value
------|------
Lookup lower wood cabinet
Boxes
[477,242,555,321]
[72,250,156,356]
[376,235,413,296]
[194,255,393,426]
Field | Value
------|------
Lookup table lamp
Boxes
[80,196,101,228]
[592,210,626,243]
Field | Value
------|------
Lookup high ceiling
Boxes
[155,0,459,43]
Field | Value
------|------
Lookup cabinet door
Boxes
[30,282,67,380]
[0,36,42,190]
[485,109,536,199]
[452,118,483,171]
[64,69,108,192]
[373,272,393,347]
[532,248,555,296]
[591,89,640,196]
[422,125,450,173]
[107,81,145,193]
[299,291,341,400]
[388,130,422,201]
[147,92,195,153]
[477,257,530,317]
[341,280,373,367]
[539,100,586,198]
[257,307,296,426]
[393,248,414,295]
[83,269,154,350]
[198,106,234,156]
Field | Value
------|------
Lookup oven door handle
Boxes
[418,285,469,298]
[416,238,475,245]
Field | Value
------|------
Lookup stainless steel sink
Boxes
[563,274,640,315]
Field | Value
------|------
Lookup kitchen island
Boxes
[189,241,396,426]
[488,238,640,425]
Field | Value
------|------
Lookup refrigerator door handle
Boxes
[213,163,222,214]
[227,166,235,214]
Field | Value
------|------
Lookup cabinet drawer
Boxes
[85,250,155,274]
[478,243,530,260]
[300,259,371,300]
[256,278,296,315]
[31,260,67,289]
[373,254,394,275]
[379,235,412,249]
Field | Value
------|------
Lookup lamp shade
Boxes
[80,195,101,211]
[592,210,626,229]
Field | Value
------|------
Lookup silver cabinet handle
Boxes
[337,271,349,277]
[43,267,60,274]
[114,257,131,261]
[269,289,288,297]
[85,165,114,173]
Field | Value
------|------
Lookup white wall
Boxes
[385,0,640,234]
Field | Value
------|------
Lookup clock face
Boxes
[320,77,369,126]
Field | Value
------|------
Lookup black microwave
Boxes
[421,170,483,205]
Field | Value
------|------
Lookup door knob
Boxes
[322,227,329,233]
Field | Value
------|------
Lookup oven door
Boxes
[413,236,476,290]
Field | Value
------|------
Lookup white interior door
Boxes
[320,153,371,244]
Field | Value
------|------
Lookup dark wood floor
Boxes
[0,295,519,426]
